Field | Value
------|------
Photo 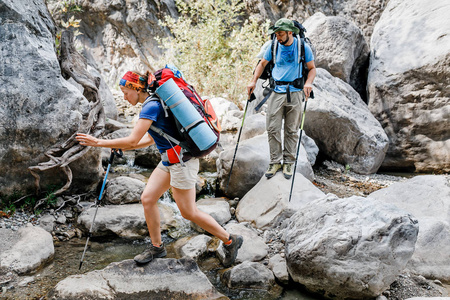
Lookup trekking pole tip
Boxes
[79,261,83,270]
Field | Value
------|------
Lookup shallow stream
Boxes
[1,158,323,299]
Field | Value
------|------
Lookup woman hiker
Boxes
[76,70,243,267]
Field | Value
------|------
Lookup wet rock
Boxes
[77,203,178,238]
[222,261,276,290]
[104,176,145,205]
[285,194,419,299]
[180,235,212,260]
[134,144,161,169]
[50,258,226,299]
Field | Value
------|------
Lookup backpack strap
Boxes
[144,94,169,118]
[149,124,187,165]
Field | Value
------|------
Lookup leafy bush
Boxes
[156,0,269,104]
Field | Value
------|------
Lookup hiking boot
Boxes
[283,163,293,179]
[223,235,243,267]
[265,163,282,178]
[134,243,167,264]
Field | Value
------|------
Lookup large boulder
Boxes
[0,225,54,275]
[46,0,178,87]
[285,194,419,299]
[305,68,389,174]
[77,203,179,238]
[50,258,226,299]
[303,12,369,99]
[236,173,325,229]
[0,0,103,197]
[367,0,450,172]
[217,133,315,199]
[369,175,450,282]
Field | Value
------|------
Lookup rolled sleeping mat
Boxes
[156,78,217,151]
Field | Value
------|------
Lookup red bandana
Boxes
[119,71,146,91]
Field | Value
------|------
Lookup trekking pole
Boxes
[79,148,123,270]
[226,93,256,193]
[288,99,308,202]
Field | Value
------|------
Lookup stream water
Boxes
[1,158,324,300]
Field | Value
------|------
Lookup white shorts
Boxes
[157,158,199,190]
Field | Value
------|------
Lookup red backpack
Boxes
[147,66,221,159]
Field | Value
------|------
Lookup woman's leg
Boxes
[141,167,171,246]
[172,187,229,243]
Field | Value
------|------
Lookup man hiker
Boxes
[247,18,316,179]
[76,70,243,267]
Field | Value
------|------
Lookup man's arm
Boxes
[247,58,269,97]
[303,60,316,99]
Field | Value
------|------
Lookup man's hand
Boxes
[247,82,256,99]
[303,83,313,99]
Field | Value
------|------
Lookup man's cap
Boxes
[268,18,299,35]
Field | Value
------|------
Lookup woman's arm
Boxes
[76,118,153,149]
[121,132,155,150]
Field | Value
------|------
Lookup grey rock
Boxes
[236,172,325,229]
[191,198,231,233]
[180,235,212,260]
[217,223,268,265]
[304,12,369,98]
[104,176,145,205]
[369,175,450,281]
[285,194,419,299]
[38,214,55,233]
[305,68,389,174]
[77,203,178,238]
[368,0,450,172]
[222,261,276,290]
[50,258,225,299]
[0,0,103,196]
[268,254,289,285]
[0,225,54,275]
[217,133,315,198]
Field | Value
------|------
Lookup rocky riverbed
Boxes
[0,162,448,299]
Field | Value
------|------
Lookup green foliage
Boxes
[0,185,60,216]
[156,0,270,104]
[49,0,83,55]
[345,164,351,174]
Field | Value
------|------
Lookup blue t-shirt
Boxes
[263,37,314,93]
[139,99,181,154]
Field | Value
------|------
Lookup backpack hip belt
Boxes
[161,145,190,164]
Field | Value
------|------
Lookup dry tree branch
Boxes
[28,30,105,209]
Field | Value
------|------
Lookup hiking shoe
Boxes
[283,163,293,179]
[134,243,167,264]
[223,235,243,267]
[265,163,282,178]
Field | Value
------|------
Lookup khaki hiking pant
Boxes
[266,91,304,164]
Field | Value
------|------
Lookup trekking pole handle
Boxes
[109,148,123,164]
